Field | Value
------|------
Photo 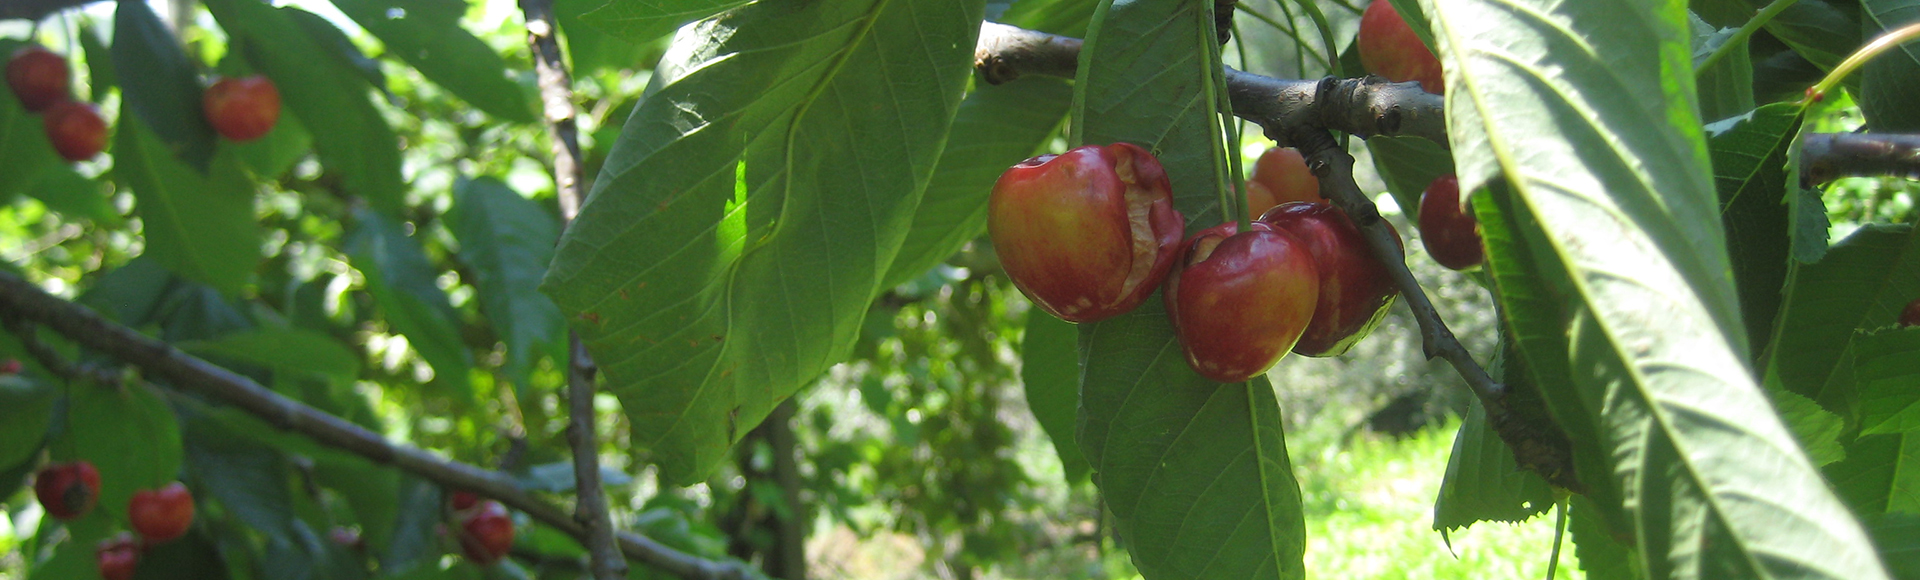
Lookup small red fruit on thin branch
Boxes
[1900,297,1920,327]
[990,143,1186,323]
[34,461,102,519]
[1244,147,1321,217]
[1358,0,1445,94]
[202,76,281,141]
[1,358,21,374]
[1165,222,1320,383]
[96,533,141,580]
[42,101,107,162]
[457,500,515,566]
[1418,175,1484,271]
[129,482,195,543]
[6,46,69,112]
[1259,202,1402,356]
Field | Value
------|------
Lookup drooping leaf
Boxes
[0,375,55,472]
[77,24,115,103]
[1767,387,1847,466]
[205,0,407,214]
[1433,397,1554,531]
[541,0,983,484]
[182,327,362,389]
[1766,0,1863,71]
[1862,512,1920,579]
[63,382,184,522]
[1705,104,1802,358]
[1568,495,1645,580]
[113,0,217,172]
[114,114,259,295]
[882,75,1071,289]
[580,0,751,44]
[1690,16,1754,124]
[1431,0,1889,577]
[25,166,123,225]
[329,0,536,123]
[1854,327,1920,435]
[0,40,62,201]
[1071,1,1305,578]
[448,177,564,388]
[1768,224,1919,418]
[554,0,655,76]
[1018,310,1088,484]
[285,8,390,92]
[345,208,473,396]
[1824,432,1920,515]
[1859,0,1920,131]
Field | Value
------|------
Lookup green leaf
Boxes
[78,24,116,103]
[25,166,124,225]
[0,375,56,471]
[1432,0,1889,577]
[114,114,259,295]
[205,0,407,215]
[63,383,184,522]
[1364,135,1452,218]
[541,0,983,483]
[226,98,313,179]
[345,208,473,395]
[1000,0,1101,37]
[1071,1,1304,578]
[0,40,62,201]
[182,327,362,389]
[1860,0,1920,131]
[1765,0,1862,71]
[580,0,750,43]
[113,0,217,172]
[1855,328,1920,435]
[285,8,390,92]
[329,0,536,123]
[1768,224,1920,418]
[1568,495,1644,580]
[1862,512,1920,579]
[448,176,564,387]
[1766,387,1847,466]
[1824,432,1920,515]
[1705,104,1802,358]
[1018,310,1088,483]
[881,75,1071,289]
[554,0,653,76]
[1690,16,1754,123]
[1433,397,1554,531]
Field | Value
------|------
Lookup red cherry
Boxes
[1245,147,1320,216]
[1417,175,1484,271]
[1258,202,1402,356]
[1165,221,1320,383]
[33,461,101,520]
[6,46,69,112]
[128,482,195,543]
[96,533,141,580]
[202,76,281,141]
[1899,298,1920,328]
[0,358,22,374]
[42,101,107,162]
[457,501,515,566]
[1358,0,1445,94]
[989,143,1186,323]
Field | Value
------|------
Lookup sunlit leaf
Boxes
[330,0,536,123]
[345,208,473,396]
[449,177,565,388]
[114,115,258,295]
[114,0,217,172]
[1018,310,1088,483]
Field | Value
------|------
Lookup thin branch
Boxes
[517,0,625,577]
[1801,132,1920,186]
[0,271,756,580]
[973,22,1448,145]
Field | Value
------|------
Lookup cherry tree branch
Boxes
[0,271,756,580]
[517,0,625,577]
[974,21,1448,145]
[1801,132,1920,186]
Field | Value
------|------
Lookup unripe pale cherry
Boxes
[1258,202,1402,356]
[1417,175,1484,271]
[989,143,1186,323]
[6,46,69,112]
[1165,221,1320,383]
[1244,147,1321,217]
[1358,0,1445,94]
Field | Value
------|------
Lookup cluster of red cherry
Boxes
[33,461,194,580]
[6,45,282,163]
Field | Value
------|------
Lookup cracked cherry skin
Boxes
[1417,175,1484,271]
[1358,0,1445,94]
[42,101,107,162]
[6,46,69,112]
[1259,202,1402,356]
[34,461,101,519]
[202,76,281,141]
[96,533,141,580]
[989,143,1186,323]
[1165,221,1320,383]
[129,482,195,543]
[1244,147,1320,216]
